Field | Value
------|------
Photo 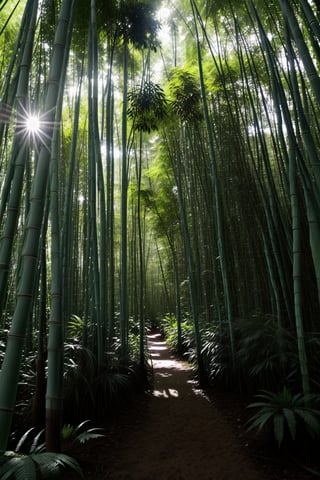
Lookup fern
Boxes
[0,451,83,480]
[247,387,320,447]
[0,428,83,480]
[62,420,104,444]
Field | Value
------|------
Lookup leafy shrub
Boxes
[61,420,104,445]
[64,363,135,423]
[0,428,83,479]
[161,314,195,359]
[236,314,298,391]
[128,331,140,362]
[0,451,83,480]
[66,314,84,341]
[201,325,235,388]
[200,313,299,392]
[63,341,151,424]
[247,387,320,448]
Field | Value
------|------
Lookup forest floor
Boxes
[68,332,318,480]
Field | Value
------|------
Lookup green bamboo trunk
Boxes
[0,0,74,451]
[88,0,105,366]
[46,0,75,451]
[191,0,234,360]
[0,0,38,318]
[120,38,129,365]
[279,0,320,107]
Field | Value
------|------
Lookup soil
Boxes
[67,332,318,480]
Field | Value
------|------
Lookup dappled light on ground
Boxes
[153,388,179,398]
[148,333,211,402]
[148,332,192,373]
[80,330,269,480]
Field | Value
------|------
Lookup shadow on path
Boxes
[148,332,194,399]
[80,331,268,479]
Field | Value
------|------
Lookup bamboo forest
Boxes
[0,0,320,478]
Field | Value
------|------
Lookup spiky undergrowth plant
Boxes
[0,451,83,480]
[201,327,235,388]
[61,420,104,445]
[201,315,299,392]
[64,362,133,423]
[247,387,320,448]
[63,338,153,424]
[0,428,83,479]
[161,314,195,358]
[236,315,297,391]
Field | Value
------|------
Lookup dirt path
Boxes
[77,331,270,480]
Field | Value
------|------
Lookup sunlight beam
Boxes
[25,114,40,135]
[15,101,57,152]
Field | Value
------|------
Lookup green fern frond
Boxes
[32,452,83,478]
[246,411,275,431]
[15,428,36,453]
[282,408,296,439]
[273,414,285,448]
[75,430,105,444]
[73,420,90,434]
[61,420,105,445]
[0,454,36,480]
[61,424,74,440]
[294,409,320,436]
[247,387,320,447]
[0,452,83,480]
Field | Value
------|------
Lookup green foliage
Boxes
[200,314,299,393]
[66,315,83,340]
[63,341,150,423]
[64,366,132,423]
[161,314,194,358]
[128,331,140,361]
[11,428,45,455]
[144,155,180,239]
[247,387,320,448]
[204,56,240,95]
[0,0,24,43]
[118,1,160,50]
[39,0,59,45]
[201,326,235,388]
[127,81,167,132]
[0,428,83,479]
[61,420,104,445]
[0,451,83,480]
[167,69,203,123]
[236,315,298,391]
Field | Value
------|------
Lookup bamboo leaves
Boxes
[168,70,203,123]
[118,0,160,50]
[127,81,167,133]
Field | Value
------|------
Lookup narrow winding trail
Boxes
[81,332,267,479]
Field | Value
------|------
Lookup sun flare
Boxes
[25,114,41,134]
[15,102,55,152]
